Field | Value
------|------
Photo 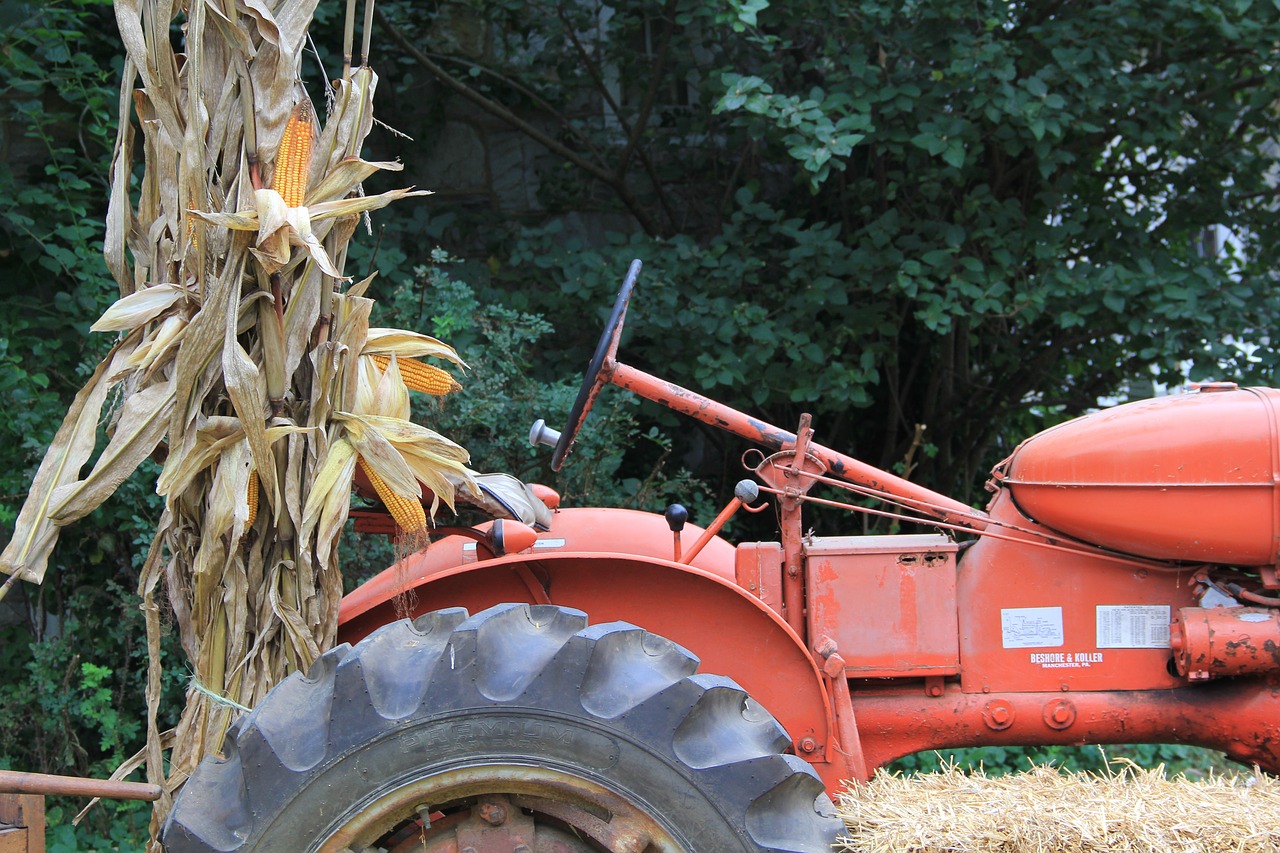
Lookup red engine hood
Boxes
[1000,385,1280,566]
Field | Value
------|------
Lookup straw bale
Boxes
[836,762,1280,852]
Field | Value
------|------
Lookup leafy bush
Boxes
[343,254,716,584]
[891,743,1241,780]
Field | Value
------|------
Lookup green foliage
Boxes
[891,743,1241,780]
[343,254,715,582]
[376,0,1280,501]
[718,73,869,188]
[0,0,121,527]
[0,568,182,848]
[45,801,150,853]
[709,0,1280,401]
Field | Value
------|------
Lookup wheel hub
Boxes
[321,765,681,853]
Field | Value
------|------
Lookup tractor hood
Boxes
[999,384,1280,566]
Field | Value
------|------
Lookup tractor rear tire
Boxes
[161,603,843,853]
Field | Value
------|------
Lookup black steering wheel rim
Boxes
[551,259,642,471]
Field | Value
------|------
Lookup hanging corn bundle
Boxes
[0,0,467,843]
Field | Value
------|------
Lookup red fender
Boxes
[339,510,848,789]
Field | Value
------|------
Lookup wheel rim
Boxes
[317,763,687,853]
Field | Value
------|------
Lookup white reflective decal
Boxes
[1001,606,1064,649]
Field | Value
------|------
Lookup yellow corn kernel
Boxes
[358,455,427,534]
[371,354,460,396]
[246,468,259,529]
[272,100,315,208]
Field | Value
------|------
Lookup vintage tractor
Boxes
[162,261,1280,852]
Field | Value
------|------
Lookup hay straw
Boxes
[837,761,1280,852]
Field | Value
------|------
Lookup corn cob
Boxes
[272,100,314,208]
[371,354,460,395]
[246,469,259,529]
[358,455,427,534]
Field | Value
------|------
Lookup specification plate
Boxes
[1096,605,1170,649]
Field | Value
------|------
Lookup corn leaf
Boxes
[300,437,355,533]
[307,186,432,222]
[126,315,188,373]
[310,66,376,186]
[113,0,183,143]
[190,208,261,231]
[364,327,468,367]
[92,283,189,332]
[285,208,346,279]
[156,416,243,501]
[339,415,421,500]
[357,413,472,463]
[236,0,282,46]
[370,354,410,420]
[222,308,279,511]
[281,263,322,383]
[171,252,244,434]
[306,157,404,207]
[48,379,176,525]
[104,54,139,294]
[0,341,136,582]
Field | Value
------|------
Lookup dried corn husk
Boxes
[0,1,471,845]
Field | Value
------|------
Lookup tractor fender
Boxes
[339,543,845,787]
[340,506,738,632]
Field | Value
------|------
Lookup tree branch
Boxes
[555,1,678,233]
[375,6,662,235]
[428,51,610,166]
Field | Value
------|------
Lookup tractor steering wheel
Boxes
[551,259,642,471]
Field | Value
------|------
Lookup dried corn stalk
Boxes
[0,0,469,844]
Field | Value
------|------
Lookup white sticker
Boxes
[1001,607,1064,648]
[463,538,564,553]
[1096,605,1171,649]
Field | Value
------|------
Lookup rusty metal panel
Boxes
[1171,606,1280,679]
[0,794,44,853]
[805,534,960,677]
[0,827,31,853]
[735,542,783,612]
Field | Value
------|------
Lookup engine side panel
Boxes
[957,492,1196,694]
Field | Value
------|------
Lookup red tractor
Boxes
[163,261,1280,852]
